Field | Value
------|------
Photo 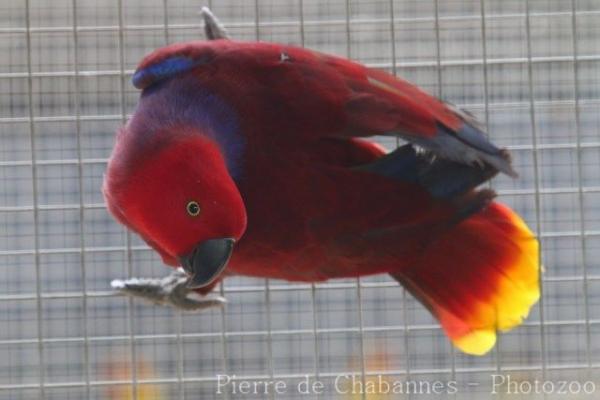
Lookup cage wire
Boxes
[1,0,600,399]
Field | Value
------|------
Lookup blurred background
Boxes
[1,0,600,399]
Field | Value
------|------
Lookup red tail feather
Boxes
[391,202,540,355]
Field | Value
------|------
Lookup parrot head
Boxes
[104,125,247,288]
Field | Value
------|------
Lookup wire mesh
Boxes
[1,0,600,399]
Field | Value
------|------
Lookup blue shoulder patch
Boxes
[126,76,246,180]
[132,56,200,90]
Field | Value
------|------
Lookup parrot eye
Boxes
[186,201,201,217]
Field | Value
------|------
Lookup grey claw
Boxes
[200,7,230,40]
[169,287,227,311]
[111,268,226,312]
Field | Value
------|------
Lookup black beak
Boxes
[179,238,235,289]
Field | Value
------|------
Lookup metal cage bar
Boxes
[1,1,599,399]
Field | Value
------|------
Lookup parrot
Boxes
[104,8,540,356]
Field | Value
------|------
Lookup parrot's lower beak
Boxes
[179,238,235,289]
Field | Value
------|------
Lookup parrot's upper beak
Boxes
[179,238,235,288]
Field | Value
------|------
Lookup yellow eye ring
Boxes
[186,201,201,217]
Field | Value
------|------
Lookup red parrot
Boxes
[104,38,540,355]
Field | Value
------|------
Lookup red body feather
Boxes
[105,40,540,355]
[135,40,462,138]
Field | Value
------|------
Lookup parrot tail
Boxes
[390,201,540,356]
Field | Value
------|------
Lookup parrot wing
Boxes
[312,53,516,177]
[131,40,516,176]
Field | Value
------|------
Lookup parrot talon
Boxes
[200,7,230,40]
[111,268,226,312]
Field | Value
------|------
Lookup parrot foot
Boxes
[200,7,230,40]
[110,268,226,312]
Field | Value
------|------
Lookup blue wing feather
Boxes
[132,56,204,90]
[357,144,497,199]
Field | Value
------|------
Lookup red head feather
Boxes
[103,126,247,264]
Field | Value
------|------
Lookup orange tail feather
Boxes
[391,202,540,355]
